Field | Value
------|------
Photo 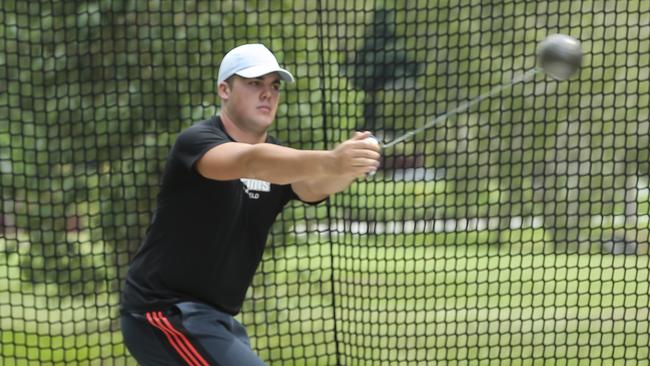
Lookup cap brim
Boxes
[235,64,295,82]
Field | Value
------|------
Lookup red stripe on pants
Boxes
[145,311,209,366]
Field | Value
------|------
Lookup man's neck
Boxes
[219,111,267,144]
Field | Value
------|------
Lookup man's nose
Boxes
[260,84,274,99]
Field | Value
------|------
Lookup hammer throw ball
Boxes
[537,34,583,80]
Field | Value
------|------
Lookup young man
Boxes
[120,43,381,365]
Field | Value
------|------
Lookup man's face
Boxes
[221,73,282,134]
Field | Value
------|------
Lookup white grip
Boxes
[365,135,380,177]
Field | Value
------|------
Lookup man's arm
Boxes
[195,132,380,195]
[290,174,359,203]
[289,132,381,202]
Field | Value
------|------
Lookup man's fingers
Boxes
[344,149,380,163]
[347,139,382,152]
[350,157,381,168]
[351,131,372,141]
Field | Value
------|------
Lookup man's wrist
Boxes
[318,150,338,176]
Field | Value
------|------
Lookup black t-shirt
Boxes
[121,116,305,315]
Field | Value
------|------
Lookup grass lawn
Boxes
[0,331,135,366]
[246,230,650,365]
[2,230,649,365]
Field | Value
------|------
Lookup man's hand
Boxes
[291,131,382,202]
[328,131,382,178]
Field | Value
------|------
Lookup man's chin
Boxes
[257,114,275,125]
[252,118,274,133]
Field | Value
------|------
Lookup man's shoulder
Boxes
[183,116,221,134]
[176,116,227,143]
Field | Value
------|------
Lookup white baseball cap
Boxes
[217,44,295,84]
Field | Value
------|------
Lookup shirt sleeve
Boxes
[171,123,231,173]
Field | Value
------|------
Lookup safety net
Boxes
[1,1,649,364]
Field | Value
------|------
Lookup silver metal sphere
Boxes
[537,34,583,80]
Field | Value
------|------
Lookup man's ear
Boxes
[218,81,230,100]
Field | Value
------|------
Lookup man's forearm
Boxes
[246,144,360,202]
[243,143,336,185]
[294,174,358,199]
[198,142,337,184]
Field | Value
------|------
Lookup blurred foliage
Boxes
[342,8,422,130]
[1,0,649,304]
[1,0,650,364]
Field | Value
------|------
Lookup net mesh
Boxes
[2,1,650,365]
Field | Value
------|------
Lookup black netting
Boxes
[2,1,649,365]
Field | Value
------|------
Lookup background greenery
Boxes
[1,0,649,364]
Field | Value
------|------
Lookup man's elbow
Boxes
[297,191,330,203]
[292,182,331,203]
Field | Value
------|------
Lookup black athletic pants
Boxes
[121,301,266,366]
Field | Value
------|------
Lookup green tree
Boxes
[343,8,421,131]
